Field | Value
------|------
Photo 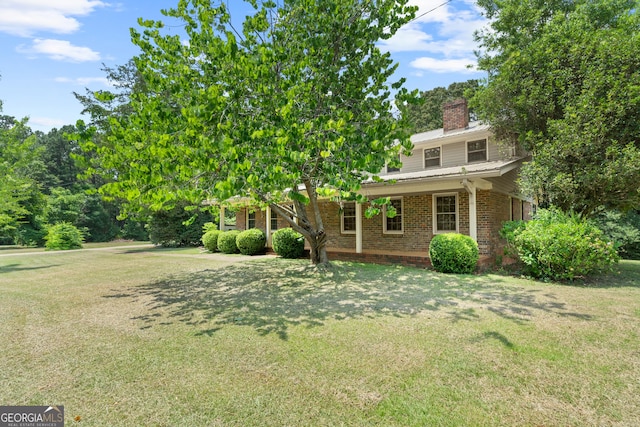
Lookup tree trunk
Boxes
[266,196,331,267]
[308,230,329,265]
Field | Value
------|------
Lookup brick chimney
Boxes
[443,98,469,132]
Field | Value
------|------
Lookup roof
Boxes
[369,157,525,185]
[410,121,490,145]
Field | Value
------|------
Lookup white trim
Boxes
[340,202,357,234]
[355,203,363,253]
[269,207,279,232]
[433,193,459,234]
[246,209,256,229]
[219,206,226,232]
[383,197,404,234]
[423,146,442,169]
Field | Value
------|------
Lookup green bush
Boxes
[44,222,84,250]
[501,208,619,280]
[236,228,266,255]
[218,230,241,254]
[202,222,218,234]
[272,228,305,259]
[593,210,640,260]
[429,233,479,274]
[202,230,222,252]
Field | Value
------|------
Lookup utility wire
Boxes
[409,0,455,24]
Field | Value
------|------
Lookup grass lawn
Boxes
[0,245,639,426]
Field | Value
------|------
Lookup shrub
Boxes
[272,228,305,259]
[429,233,479,274]
[202,222,218,234]
[202,230,222,252]
[236,228,266,255]
[44,222,84,250]
[218,230,241,254]
[501,208,619,280]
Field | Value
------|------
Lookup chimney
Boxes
[443,98,469,132]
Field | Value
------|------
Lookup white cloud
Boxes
[378,0,487,77]
[19,39,101,62]
[55,76,112,86]
[0,0,107,37]
[410,57,478,73]
[29,116,67,128]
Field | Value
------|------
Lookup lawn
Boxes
[0,245,639,426]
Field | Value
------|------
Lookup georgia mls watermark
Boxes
[0,406,64,427]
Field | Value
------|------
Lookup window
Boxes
[433,194,457,233]
[247,210,256,229]
[270,207,279,231]
[383,198,403,234]
[387,155,401,173]
[341,202,356,234]
[467,139,487,162]
[424,147,441,168]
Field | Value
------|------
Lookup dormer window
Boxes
[467,139,487,162]
[424,147,441,168]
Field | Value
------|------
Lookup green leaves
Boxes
[473,0,640,216]
[76,0,419,261]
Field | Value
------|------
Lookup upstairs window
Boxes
[467,139,487,162]
[424,147,441,168]
[387,155,401,173]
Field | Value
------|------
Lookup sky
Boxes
[0,0,488,132]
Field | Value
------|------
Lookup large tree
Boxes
[79,0,419,264]
[472,0,640,216]
[0,114,44,243]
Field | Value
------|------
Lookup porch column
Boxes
[266,207,272,246]
[219,205,226,232]
[355,202,363,254]
[462,179,477,242]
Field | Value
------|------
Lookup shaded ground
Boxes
[108,258,603,340]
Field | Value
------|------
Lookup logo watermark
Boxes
[0,406,64,427]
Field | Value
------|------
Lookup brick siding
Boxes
[236,189,512,264]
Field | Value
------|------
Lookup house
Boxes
[226,99,531,267]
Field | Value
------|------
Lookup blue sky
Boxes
[0,0,487,132]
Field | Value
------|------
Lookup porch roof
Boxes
[370,157,525,186]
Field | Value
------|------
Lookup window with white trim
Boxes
[467,139,487,162]
[247,210,256,229]
[270,207,279,231]
[383,198,403,234]
[424,147,441,168]
[433,194,458,233]
[341,202,356,234]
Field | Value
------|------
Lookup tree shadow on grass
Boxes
[0,263,60,273]
[107,259,595,340]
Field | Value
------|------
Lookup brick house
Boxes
[225,99,531,267]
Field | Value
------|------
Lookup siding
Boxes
[442,141,466,167]
[486,168,520,195]
[391,139,506,175]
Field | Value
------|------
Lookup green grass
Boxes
[1,245,639,426]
